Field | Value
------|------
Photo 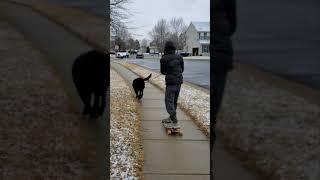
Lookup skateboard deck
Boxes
[162,122,183,136]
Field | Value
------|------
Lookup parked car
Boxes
[179,52,190,57]
[136,52,144,59]
[116,51,129,58]
[129,50,137,55]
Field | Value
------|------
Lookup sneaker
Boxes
[162,117,172,124]
[167,122,180,129]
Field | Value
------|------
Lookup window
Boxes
[204,32,207,40]
[202,45,209,53]
[203,32,210,40]
[199,32,210,40]
[199,32,204,40]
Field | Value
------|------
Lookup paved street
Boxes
[235,0,320,89]
[45,0,105,16]
[120,56,210,89]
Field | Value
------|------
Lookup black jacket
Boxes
[160,52,184,85]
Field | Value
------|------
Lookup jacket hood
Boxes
[164,41,176,55]
[164,49,176,55]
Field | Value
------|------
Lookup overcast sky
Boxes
[125,0,210,41]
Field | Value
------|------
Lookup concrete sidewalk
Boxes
[111,62,259,180]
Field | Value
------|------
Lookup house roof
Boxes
[191,21,210,32]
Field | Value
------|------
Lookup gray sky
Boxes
[125,0,210,41]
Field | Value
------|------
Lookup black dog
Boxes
[72,50,109,118]
[132,74,152,99]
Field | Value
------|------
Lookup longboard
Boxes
[162,122,183,136]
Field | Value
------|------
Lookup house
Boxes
[149,41,159,54]
[184,21,210,56]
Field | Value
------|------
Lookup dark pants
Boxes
[165,84,181,123]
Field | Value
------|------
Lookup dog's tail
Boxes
[144,73,152,81]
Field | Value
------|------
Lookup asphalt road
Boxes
[120,56,210,89]
[45,0,105,16]
[235,0,320,90]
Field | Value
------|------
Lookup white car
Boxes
[116,51,129,58]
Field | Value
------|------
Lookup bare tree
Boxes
[134,40,140,50]
[115,37,126,51]
[127,38,135,50]
[140,39,148,51]
[110,0,131,33]
[149,19,170,53]
[113,24,132,51]
[169,17,187,50]
[179,32,187,51]
[170,17,186,35]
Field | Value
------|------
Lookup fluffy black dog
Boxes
[132,74,152,99]
[72,50,109,118]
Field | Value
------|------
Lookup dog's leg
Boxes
[138,90,143,99]
[79,89,91,115]
[90,92,99,118]
[98,90,106,115]
[134,89,139,98]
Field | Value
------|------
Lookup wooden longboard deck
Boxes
[162,122,183,136]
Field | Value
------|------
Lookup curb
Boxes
[183,57,210,61]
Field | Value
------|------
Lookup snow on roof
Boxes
[192,21,210,32]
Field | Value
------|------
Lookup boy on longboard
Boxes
[160,41,184,129]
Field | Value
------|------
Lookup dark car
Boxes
[136,52,144,59]
[180,52,190,57]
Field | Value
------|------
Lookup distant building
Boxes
[184,21,210,56]
[149,41,159,54]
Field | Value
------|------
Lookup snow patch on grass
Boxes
[110,69,143,179]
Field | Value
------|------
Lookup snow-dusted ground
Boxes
[0,18,83,178]
[218,66,320,179]
[110,69,144,179]
[119,62,210,136]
